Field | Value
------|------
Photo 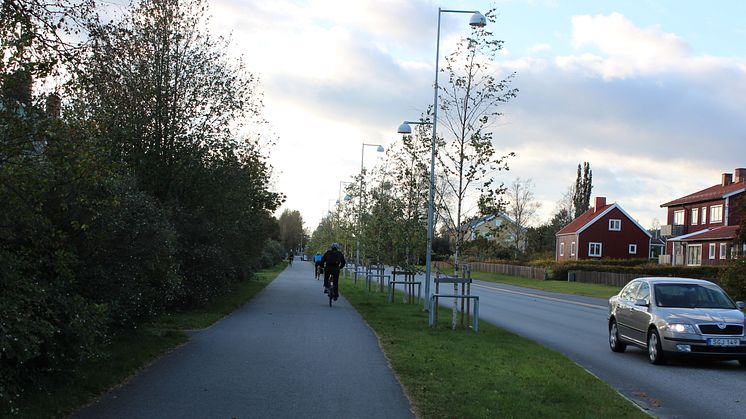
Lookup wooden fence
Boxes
[567,270,646,287]
[433,261,547,280]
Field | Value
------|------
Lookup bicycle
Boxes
[287,255,293,267]
[315,264,322,280]
[327,272,338,307]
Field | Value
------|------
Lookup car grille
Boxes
[691,345,746,354]
[697,324,744,335]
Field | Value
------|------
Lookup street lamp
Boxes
[357,143,385,267]
[338,180,353,204]
[399,7,486,311]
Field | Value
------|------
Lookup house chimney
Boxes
[722,173,733,186]
[735,168,746,183]
[594,197,606,212]
[45,93,61,118]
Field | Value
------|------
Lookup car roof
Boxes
[633,277,717,286]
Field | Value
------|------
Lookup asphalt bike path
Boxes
[75,260,414,419]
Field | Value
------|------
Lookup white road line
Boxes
[472,283,606,310]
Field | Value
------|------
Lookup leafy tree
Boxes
[505,177,541,257]
[278,209,305,253]
[573,162,593,218]
[719,200,746,300]
[435,9,517,279]
[77,0,282,306]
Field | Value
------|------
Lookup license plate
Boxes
[707,338,740,347]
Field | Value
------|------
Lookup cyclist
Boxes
[314,252,323,280]
[321,243,346,301]
[288,250,294,266]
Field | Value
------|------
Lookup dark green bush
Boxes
[719,257,746,301]
[549,262,723,281]
[260,239,285,268]
[73,178,182,328]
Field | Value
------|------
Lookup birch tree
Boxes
[436,9,517,274]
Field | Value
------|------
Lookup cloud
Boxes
[206,2,746,230]
[556,12,689,79]
[489,12,746,225]
[527,43,551,54]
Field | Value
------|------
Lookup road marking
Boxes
[472,283,606,310]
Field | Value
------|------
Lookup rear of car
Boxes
[608,277,746,366]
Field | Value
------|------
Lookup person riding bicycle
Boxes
[314,252,323,279]
[288,250,294,266]
[321,243,345,300]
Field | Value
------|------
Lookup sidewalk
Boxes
[74,260,414,419]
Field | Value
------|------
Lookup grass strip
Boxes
[151,261,286,330]
[12,262,286,419]
[470,271,621,299]
[342,277,647,419]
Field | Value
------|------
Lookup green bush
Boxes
[548,262,723,281]
[259,239,285,268]
[0,249,107,415]
[719,257,746,301]
[73,178,182,328]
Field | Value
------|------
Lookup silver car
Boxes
[608,277,746,366]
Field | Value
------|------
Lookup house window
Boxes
[609,219,621,231]
[629,244,637,254]
[701,207,707,224]
[687,244,702,266]
[673,210,684,225]
[589,242,602,257]
[571,241,576,256]
[559,242,565,256]
[720,243,727,259]
[710,205,723,223]
[691,208,698,225]
[709,243,716,260]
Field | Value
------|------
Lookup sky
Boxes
[203,0,746,231]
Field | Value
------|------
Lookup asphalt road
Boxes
[75,260,414,419]
[395,275,745,419]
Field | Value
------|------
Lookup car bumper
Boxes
[662,336,746,359]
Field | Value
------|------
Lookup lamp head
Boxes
[397,122,412,134]
[376,145,384,152]
[469,11,487,28]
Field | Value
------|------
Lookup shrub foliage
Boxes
[1,0,282,414]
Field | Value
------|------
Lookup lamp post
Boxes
[357,143,385,267]
[338,180,353,204]
[398,8,486,311]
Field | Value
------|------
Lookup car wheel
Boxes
[647,329,667,365]
[609,320,626,353]
[738,359,746,368]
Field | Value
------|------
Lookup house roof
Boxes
[556,204,613,235]
[465,212,523,231]
[661,181,746,207]
[556,203,652,238]
[668,226,740,242]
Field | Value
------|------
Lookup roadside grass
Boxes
[152,261,286,330]
[470,271,621,299]
[15,329,188,419]
[342,278,647,419]
[11,262,286,419]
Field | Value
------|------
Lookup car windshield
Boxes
[654,283,736,309]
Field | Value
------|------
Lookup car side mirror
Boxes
[635,299,649,307]
[737,301,745,310]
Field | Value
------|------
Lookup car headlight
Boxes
[667,323,696,334]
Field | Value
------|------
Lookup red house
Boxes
[556,197,651,261]
[660,168,745,266]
